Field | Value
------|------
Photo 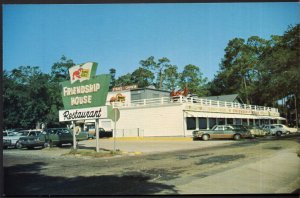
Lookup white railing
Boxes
[111,96,279,113]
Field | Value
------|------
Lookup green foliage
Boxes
[139,56,171,89]
[114,73,133,87]
[109,68,116,90]
[208,24,300,125]
[51,55,75,81]
[3,56,75,129]
[180,64,208,97]
[131,67,155,88]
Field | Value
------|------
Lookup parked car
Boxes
[87,128,113,139]
[3,139,12,149]
[262,124,297,136]
[3,130,42,148]
[18,128,89,149]
[193,124,251,141]
[17,131,48,149]
[244,125,269,137]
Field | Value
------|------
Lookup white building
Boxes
[85,88,285,137]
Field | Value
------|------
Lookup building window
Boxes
[186,117,196,130]
[209,118,217,129]
[235,119,242,125]
[218,118,225,125]
[199,117,207,129]
[242,119,248,125]
[255,119,260,126]
[227,118,233,125]
[249,119,254,126]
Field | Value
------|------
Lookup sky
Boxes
[3,3,300,81]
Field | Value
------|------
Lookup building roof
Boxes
[199,94,244,103]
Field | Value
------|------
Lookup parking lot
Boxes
[3,134,300,195]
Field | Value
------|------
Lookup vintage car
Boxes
[3,130,42,148]
[193,124,251,141]
[87,127,113,139]
[262,124,298,136]
[244,125,269,137]
[3,139,12,149]
[18,128,89,149]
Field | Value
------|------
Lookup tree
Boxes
[180,64,208,96]
[3,66,52,129]
[131,67,155,88]
[115,73,133,87]
[140,56,172,89]
[51,55,75,81]
[163,65,180,91]
[109,68,116,90]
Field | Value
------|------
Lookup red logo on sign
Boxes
[72,68,83,80]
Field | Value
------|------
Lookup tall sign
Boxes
[59,62,111,121]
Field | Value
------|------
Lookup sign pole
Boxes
[95,119,99,152]
[72,121,76,150]
[114,108,116,151]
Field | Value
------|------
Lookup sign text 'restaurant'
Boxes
[59,106,108,122]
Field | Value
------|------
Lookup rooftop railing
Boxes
[111,95,279,113]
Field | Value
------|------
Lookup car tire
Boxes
[233,134,241,140]
[276,131,282,136]
[16,141,22,149]
[202,134,209,141]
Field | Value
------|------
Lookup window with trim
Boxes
[199,117,207,129]
[186,117,196,130]
[209,118,217,129]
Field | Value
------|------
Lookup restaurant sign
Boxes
[60,62,111,110]
[59,106,108,122]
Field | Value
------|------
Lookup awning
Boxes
[184,111,285,120]
[274,117,286,120]
[184,111,257,119]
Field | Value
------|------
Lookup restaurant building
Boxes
[84,87,285,137]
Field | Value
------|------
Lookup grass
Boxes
[63,148,123,158]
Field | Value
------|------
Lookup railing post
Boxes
[161,97,164,104]
[144,99,146,105]
[217,101,220,107]
[179,96,183,103]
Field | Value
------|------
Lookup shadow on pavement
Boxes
[4,162,178,195]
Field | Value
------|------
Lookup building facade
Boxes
[84,88,285,137]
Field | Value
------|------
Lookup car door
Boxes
[57,129,72,144]
[211,126,224,139]
[223,126,235,138]
[47,129,60,145]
